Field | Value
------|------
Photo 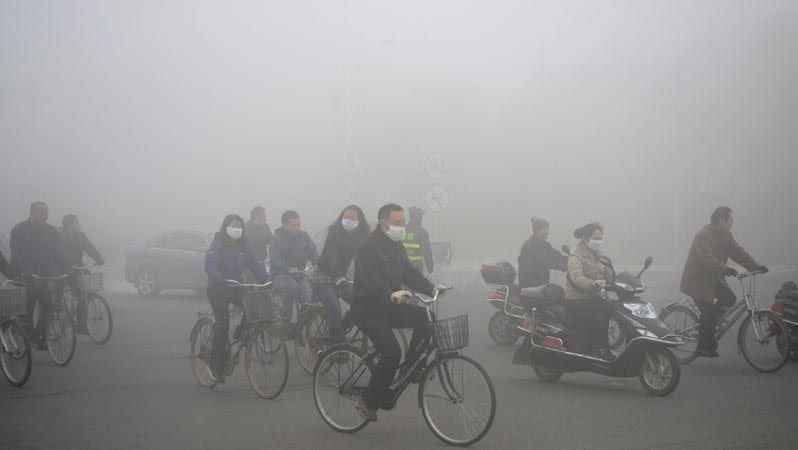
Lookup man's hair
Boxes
[250,206,265,221]
[378,203,403,221]
[281,210,300,225]
[711,207,733,225]
[62,214,78,229]
[30,201,47,215]
[531,217,549,233]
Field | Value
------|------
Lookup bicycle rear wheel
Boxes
[86,294,113,345]
[659,305,699,365]
[738,310,789,373]
[245,325,289,399]
[419,354,496,447]
[0,319,32,387]
[296,306,328,374]
[313,345,372,433]
[47,300,76,366]
[190,317,217,389]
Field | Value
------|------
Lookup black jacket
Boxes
[9,220,67,277]
[317,224,369,279]
[244,220,273,262]
[517,235,567,288]
[351,229,435,328]
[61,231,104,268]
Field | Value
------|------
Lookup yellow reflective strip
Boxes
[403,243,421,249]
[408,256,424,261]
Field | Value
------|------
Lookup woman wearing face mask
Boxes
[565,222,615,361]
[204,214,269,382]
[313,205,371,337]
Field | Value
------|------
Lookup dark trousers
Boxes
[694,282,737,351]
[24,278,54,341]
[565,299,611,354]
[208,287,245,375]
[360,304,428,410]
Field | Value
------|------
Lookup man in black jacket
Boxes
[10,202,68,348]
[517,218,567,289]
[350,203,441,422]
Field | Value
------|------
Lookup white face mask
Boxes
[386,225,405,242]
[341,218,359,232]
[226,226,243,240]
[588,239,602,252]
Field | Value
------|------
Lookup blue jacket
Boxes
[269,227,318,277]
[9,220,68,278]
[205,233,269,290]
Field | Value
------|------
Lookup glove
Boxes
[755,266,769,274]
[335,277,348,287]
[391,290,413,303]
[435,284,450,296]
[723,267,739,277]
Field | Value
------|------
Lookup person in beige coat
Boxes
[680,207,767,357]
[565,222,616,360]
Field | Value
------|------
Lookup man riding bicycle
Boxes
[269,210,318,325]
[205,214,269,383]
[61,214,105,334]
[350,203,446,422]
[681,207,767,357]
[9,202,68,349]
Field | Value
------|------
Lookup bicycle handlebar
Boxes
[73,263,98,271]
[31,274,69,281]
[412,286,454,305]
[736,269,768,280]
[224,279,273,289]
[0,280,26,288]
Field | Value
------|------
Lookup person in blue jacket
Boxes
[205,214,269,383]
[269,210,318,323]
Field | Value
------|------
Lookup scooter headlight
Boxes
[636,328,658,338]
[623,302,658,319]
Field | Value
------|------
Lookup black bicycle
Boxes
[0,280,31,387]
[62,264,113,345]
[312,287,496,447]
[189,280,289,399]
[29,274,76,366]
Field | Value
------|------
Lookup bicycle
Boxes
[313,287,497,447]
[294,279,409,375]
[62,263,113,345]
[0,280,32,387]
[189,280,289,399]
[28,273,77,367]
[659,269,789,372]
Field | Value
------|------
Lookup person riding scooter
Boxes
[565,222,615,361]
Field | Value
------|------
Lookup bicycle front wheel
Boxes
[313,345,372,434]
[419,354,496,447]
[47,301,76,366]
[245,325,289,399]
[86,294,113,345]
[0,319,32,387]
[738,310,789,373]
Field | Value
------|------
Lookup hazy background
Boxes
[2,0,796,270]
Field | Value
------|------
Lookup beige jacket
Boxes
[565,242,614,300]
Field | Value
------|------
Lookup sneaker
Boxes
[696,347,719,358]
[356,397,378,422]
[207,366,226,384]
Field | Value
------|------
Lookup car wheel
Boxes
[135,268,160,297]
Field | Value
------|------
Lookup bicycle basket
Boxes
[434,314,469,352]
[0,285,27,317]
[80,272,104,293]
[242,289,274,323]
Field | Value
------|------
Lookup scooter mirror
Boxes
[561,245,571,256]
[644,256,653,268]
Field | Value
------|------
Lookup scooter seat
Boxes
[520,286,546,299]
[520,283,565,301]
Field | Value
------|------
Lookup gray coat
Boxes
[565,242,613,300]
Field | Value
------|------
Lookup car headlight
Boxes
[623,302,658,319]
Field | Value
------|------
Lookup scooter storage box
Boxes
[481,262,517,285]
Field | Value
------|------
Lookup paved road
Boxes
[2,280,797,450]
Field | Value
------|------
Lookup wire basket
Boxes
[80,272,104,293]
[242,289,274,323]
[0,285,27,317]
[434,314,469,352]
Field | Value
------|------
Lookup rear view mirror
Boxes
[561,245,571,256]
[644,256,653,268]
